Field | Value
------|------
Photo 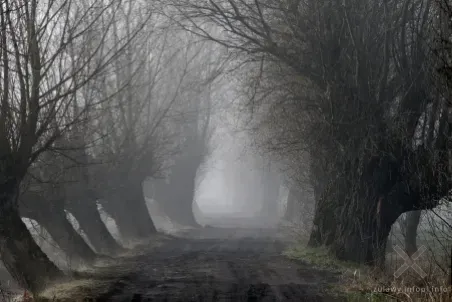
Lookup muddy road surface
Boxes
[98,227,344,302]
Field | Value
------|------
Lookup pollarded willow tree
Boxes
[87,8,210,241]
[168,0,451,266]
[19,136,98,266]
[151,34,225,228]
[0,0,151,291]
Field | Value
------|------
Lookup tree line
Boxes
[0,0,222,292]
[167,0,452,268]
[1,0,451,294]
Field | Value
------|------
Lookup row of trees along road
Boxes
[149,35,225,228]
[2,0,452,294]
[0,0,144,291]
[168,0,452,267]
[0,0,223,293]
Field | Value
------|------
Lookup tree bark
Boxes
[126,186,157,237]
[153,164,200,228]
[308,152,440,267]
[329,195,400,267]
[103,182,156,243]
[165,197,199,227]
[308,156,402,266]
[68,201,124,255]
[157,175,199,227]
[0,190,63,293]
[308,194,337,247]
[36,212,97,265]
[19,191,97,265]
[404,210,422,257]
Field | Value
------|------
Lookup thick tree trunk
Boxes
[103,183,156,243]
[165,198,199,227]
[310,193,393,266]
[329,197,400,267]
[308,174,343,248]
[309,160,386,264]
[37,212,97,265]
[404,210,422,257]
[156,177,199,227]
[260,183,280,222]
[0,190,63,292]
[309,157,415,267]
[19,192,97,264]
[112,203,155,241]
[308,195,337,247]
[284,186,298,221]
[154,166,200,228]
[285,185,315,228]
[126,187,157,237]
[256,162,281,224]
[68,201,124,255]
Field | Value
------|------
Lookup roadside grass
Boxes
[284,243,451,302]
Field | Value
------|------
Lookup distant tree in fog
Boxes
[167,0,451,268]
[151,34,226,227]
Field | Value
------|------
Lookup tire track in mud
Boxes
[101,228,345,302]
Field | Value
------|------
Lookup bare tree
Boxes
[0,0,151,291]
[151,34,223,227]
[167,0,450,267]
[18,142,98,266]
[87,12,203,242]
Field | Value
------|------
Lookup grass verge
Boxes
[284,243,451,302]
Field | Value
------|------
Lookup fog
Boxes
[0,0,450,299]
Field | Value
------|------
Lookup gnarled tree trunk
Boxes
[102,182,156,243]
[0,188,62,292]
[67,200,124,255]
[19,193,97,265]
[38,212,97,265]
[309,147,447,267]
[154,161,200,228]
[125,183,157,237]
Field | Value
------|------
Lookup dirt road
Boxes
[96,227,344,302]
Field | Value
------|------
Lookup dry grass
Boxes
[284,242,452,302]
[38,279,113,301]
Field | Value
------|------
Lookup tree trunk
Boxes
[19,192,97,264]
[329,198,399,267]
[308,174,343,248]
[284,186,298,221]
[260,181,280,222]
[0,190,63,292]
[126,188,157,238]
[165,198,199,227]
[103,183,156,243]
[68,201,124,255]
[311,193,388,266]
[37,211,97,265]
[311,163,413,266]
[307,195,337,247]
[404,210,422,257]
[155,166,200,228]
